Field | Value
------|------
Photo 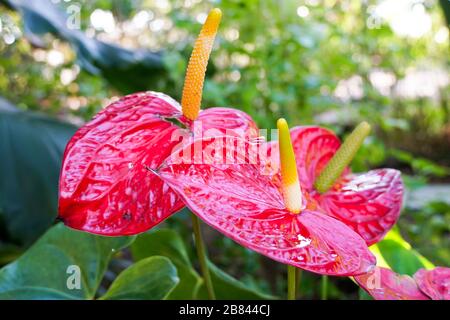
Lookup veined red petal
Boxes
[158,136,376,276]
[318,169,403,245]
[414,267,450,300]
[196,107,259,138]
[59,92,186,235]
[355,267,429,300]
[267,126,343,190]
[269,126,403,245]
[59,92,259,236]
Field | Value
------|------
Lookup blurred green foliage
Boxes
[0,0,449,299]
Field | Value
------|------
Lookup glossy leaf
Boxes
[414,267,450,300]
[0,106,76,245]
[159,136,376,276]
[355,267,429,300]
[131,229,202,300]
[101,256,179,300]
[371,228,435,276]
[197,261,276,300]
[131,229,275,300]
[0,223,134,299]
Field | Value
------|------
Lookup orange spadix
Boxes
[181,8,222,121]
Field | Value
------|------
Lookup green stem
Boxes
[287,265,296,300]
[321,275,328,300]
[191,214,216,300]
[314,121,371,193]
[295,268,302,298]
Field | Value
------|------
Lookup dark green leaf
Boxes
[132,229,276,300]
[197,261,277,300]
[131,229,202,300]
[101,256,179,300]
[0,223,134,299]
[0,107,76,245]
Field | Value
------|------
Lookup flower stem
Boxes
[296,268,302,298]
[287,265,297,300]
[314,121,371,194]
[191,213,216,300]
[321,275,328,300]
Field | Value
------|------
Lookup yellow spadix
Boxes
[277,118,303,214]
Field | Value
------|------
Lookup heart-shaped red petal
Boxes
[318,169,403,245]
[414,267,450,300]
[267,126,344,190]
[291,126,342,190]
[59,92,259,236]
[158,136,376,276]
[355,267,429,300]
[59,92,187,235]
[268,126,403,245]
[196,107,259,138]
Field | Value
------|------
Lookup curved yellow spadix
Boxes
[181,8,222,121]
[277,118,303,214]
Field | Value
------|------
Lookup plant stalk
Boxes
[321,275,328,300]
[191,213,216,300]
[287,265,297,300]
[296,268,302,298]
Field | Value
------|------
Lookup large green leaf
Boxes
[101,256,179,300]
[197,261,277,300]
[2,0,167,93]
[370,228,434,276]
[131,229,276,300]
[0,106,76,245]
[131,229,202,300]
[0,223,134,299]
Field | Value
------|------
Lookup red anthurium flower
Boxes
[157,120,376,276]
[414,267,450,300]
[58,9,258,235]
[268,125,403,245]
[356,266,450,300]
[355,267,429,300]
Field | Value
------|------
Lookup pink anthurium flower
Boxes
[355,266,449,300]
[58,9,258,235]
[414,267,450,300]
[267,125,404,245]
[157,119,376,276]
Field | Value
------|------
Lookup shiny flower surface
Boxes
[158,135,376,276]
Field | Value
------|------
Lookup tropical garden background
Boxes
[0,0,449,299]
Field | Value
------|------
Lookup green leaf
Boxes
[0,223,134,299]
[370,228,434,276]
[131,229,202,300]
[197,261,277,300]
[132,229,277,300]
[0,107,76,245]
[101,256,179,300]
